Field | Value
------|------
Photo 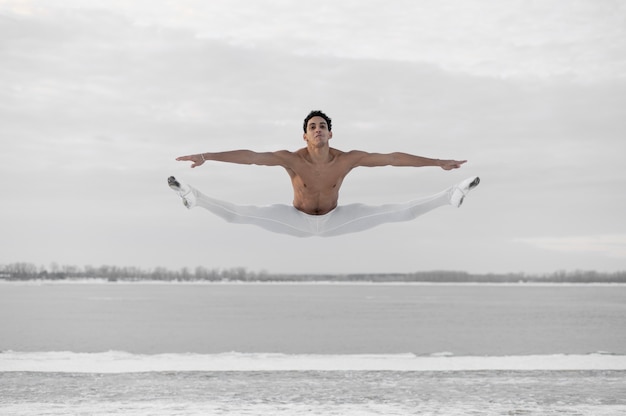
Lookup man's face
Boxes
[304,116,332,147]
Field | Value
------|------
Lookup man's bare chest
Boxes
[290,165,349,192]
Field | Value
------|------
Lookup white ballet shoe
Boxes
[450,176,480,207]
[168,176,196,208]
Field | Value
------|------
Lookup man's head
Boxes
[303,110,332,133]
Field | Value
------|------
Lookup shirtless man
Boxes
[169,110,479,237]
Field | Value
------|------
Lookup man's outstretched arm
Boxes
[176,150,293,168]
[349,151,466,171]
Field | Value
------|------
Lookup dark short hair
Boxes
[303,110,332,132]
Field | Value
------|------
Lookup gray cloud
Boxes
[2,1,625,274]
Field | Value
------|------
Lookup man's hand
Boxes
[176,154,205,168]
[439,159,467,170]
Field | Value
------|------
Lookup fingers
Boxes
[176,154,205,169]
[441,159,467,170]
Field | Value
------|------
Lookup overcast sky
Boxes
[2,0,625,275]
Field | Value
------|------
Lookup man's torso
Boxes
[284,148,355,215]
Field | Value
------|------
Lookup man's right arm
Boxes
[176,150,293,169]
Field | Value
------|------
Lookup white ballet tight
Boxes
[187,186,454,237]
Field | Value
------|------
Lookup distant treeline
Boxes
[1,262,626,283]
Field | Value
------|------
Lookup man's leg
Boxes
[318,191,450,237]
[318,176,480,237]
[168,176,316,237]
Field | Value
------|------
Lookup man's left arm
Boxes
[349,151,466,170]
